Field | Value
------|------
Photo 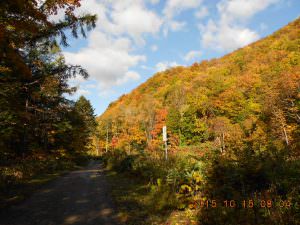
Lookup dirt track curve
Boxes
[0,161,120,225]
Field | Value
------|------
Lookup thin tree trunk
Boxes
[22,98,29,156]
[222,132,225,152]
[105,125,109,152]
[216,137,222,153]
[283,126,289,146]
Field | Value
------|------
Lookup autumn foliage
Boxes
[99,18,300,224]
[98,18,300,156]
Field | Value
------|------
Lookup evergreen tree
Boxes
[74,96,97,135]
[0,0,97,157]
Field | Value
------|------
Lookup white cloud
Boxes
[200,0,279,52]
[163,0,203,35]
[163,20,186,36]
[155,61,179,72]
[201,21,259,51]
[163,0,203,19]
[61,0,163,90]
[64,31,145,87]
[110,4,163,44]
[49,0,107,23]
[184,50,202,61]
[195,7,209,19]
[151,45,158,52]
[116,71,141,85]
[76,0,163,45]
[149,0,160,4]
[217,0,279,23]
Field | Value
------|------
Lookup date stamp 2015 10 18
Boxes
[194,199,294,209]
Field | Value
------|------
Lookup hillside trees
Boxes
[98,20,300,167]
[98,18,300,157]
[166,106,181,146]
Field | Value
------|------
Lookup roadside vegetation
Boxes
[102,150,201,225]
[102,146,300,225]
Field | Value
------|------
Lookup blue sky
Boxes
[57,0,300,115]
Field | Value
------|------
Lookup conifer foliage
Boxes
[0,0,97,158]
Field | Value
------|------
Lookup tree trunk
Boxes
[282,126,289,146]
[222,132,225,152]
[105,125,109,153]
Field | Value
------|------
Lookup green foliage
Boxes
[166,107,181,135]
[102,150,206,211]
[75,96,97,134]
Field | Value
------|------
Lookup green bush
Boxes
[102,150,206,210]
[198,148,300,225]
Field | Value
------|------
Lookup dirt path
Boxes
[0,161,120,225]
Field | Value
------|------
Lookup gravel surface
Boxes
[0,161,121,225]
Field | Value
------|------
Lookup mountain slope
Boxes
[97,18,300,154]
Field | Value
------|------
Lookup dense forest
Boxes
[98,18,300,154]
[0,0,97,205]
[98,18,300,224]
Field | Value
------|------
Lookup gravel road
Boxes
[0,161,120,225]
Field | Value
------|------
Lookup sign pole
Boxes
[163,126,168,160]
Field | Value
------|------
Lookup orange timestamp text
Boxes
[194,199,294,209]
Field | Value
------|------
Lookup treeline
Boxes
[0,0,97,161]
[99,18,300,224]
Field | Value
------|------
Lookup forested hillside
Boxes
[98,18,300,224]
[98,18,299,155]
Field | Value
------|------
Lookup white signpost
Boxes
[163,126,168,160]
